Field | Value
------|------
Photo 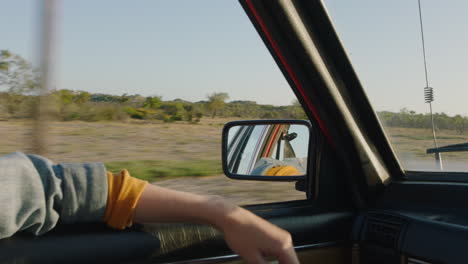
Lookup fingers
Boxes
[275,234,299,264]
[276,246,300,264]
[221,208,299,264]
[244,252,269,264]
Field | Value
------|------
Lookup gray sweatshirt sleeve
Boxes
[0,152,108,239]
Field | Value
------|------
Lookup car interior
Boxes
[1,0,467,264]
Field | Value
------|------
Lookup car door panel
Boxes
[171,246,350,264]
[0,223,159,264]
[0,202,354,264]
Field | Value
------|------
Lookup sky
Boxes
[1,1,467,115]
[324,0,468,116]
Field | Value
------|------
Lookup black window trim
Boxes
[405,170,468,182]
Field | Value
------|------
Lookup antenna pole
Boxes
[418,0,443,170]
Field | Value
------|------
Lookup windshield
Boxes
[325,0,468,172]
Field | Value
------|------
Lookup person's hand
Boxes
[217,206,300,264]
[134,185,299,264]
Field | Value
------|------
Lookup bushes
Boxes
[58,102,128,122]
[377,109,468,134]
[3,89,467,132]
[49,100,200,123]
[123,106,154,120]
[0,92,36,119]
[82,103,128,122]
[2,90,311,122]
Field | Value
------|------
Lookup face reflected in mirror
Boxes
[226,124,309,177]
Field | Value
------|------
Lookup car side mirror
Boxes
[222,120,312,181]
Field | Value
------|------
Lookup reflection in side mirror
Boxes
[222,120,311,181]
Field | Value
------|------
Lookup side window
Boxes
[1,2,308,205]
[325,1,468,172]
[0,3,35,155]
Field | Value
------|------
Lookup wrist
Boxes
[201,195,241,231]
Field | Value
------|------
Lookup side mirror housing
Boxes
[222,119,312,181]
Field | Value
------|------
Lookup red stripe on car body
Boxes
[264,125,281,157]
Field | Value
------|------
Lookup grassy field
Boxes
[3,119,468,172]
[105,160,222,181]
[0,118,306,204]
[384,127,468,163]
[2,119,468,203]
[0,118,231,172]
[2,119,468,170]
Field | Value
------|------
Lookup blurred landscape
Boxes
[3,49,468,204]
[2,117,468,204]
[384,127,468,171]
[2,118,468,172]
[0,118,305,204]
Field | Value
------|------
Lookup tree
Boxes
[73,91,91,105]
[454,115,465,134]
[289,99,307,119]
[0,50,39,93]
[160,101,186,121]
[53,89,74,105]
[0,50,39,118]
[0,92,30,116]
[118,94,130,104]
[207,92,229,118]
[143,96,162,109]
[0,50,10,71]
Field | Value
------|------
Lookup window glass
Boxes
[235,125,267,175]
[269,125,309,161]
[1,1,307,204]
[0,2,35,156]
[324,0,468,172]
[288,125,309,159]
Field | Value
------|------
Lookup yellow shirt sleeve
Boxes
[265,165,302,176]
[104,170,148,230]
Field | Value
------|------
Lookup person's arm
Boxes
[0,152,298,264]
[134,184,299,264]
[0,152,107,239]
[104,169,299,263]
